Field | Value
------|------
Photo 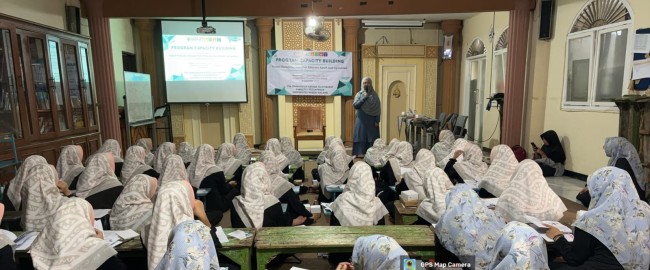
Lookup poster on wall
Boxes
[266,50,353,96]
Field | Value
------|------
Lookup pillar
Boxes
[502,0,533,146]
[343,19,361,146]
[83,0,121,144]
[440,20,463,114]
[256,18,275,145]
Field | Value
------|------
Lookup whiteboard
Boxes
[124,71,154,125]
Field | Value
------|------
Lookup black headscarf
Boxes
[540,130,566,164]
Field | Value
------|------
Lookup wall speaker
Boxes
[65,6,81,34]
[539,0,554,40]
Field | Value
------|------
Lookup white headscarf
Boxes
[265,138,290,169]
[439,138,468,167]
[330,162,388,226]
[232,162,280,229]
[354,77,381,116]
[7,155,48,210]
[432,130,455,167]
[146,181,195,270]
[403,149,436,198]
[158,154,188,186]
[31,198,117,270]
[259,151,294,198]
[233,133,252,165]
[379,139,400,166]
[136,138,154,166]
[386,141,414,182]
[364,138,386,167]
[56,145,84,185]
[155,220,220,270]
[317,136,337,165]
[318,145,350,199]
[351,235,408,270]
[496,160,567,222]
[76,153,122,199]
[215,143,243,176]
[177,142,195,164]
[187,144,222,188]
[153,142,176,173]
[21,164,68,232]
[453,141,488,181]
[478,145,519,197]
[97,139,123,162]
[488,221,549,270]
[280,137,304,168]
[121,146,152,184]
[415,168,453,224]
[110,174,157,232]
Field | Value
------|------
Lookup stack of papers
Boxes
[103,229,140,248]
[227,230,253,240]
[524,215,574,243]
[215,226,229,243]
[15,232,38,251]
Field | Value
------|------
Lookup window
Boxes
[492,28,508,94]
[562,0,632,110]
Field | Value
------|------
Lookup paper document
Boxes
[634,34,650,53]
[103,231,122,247]
[93,209,111,219]
[289,267,309,270]
[320,202,332,212]
[114,230,139,240]
[481,198,499,208]
[15,232,38,251]
[632,59,650,80]
[196,188,210,196]
[227,229,252,240]
[94,220,104,231]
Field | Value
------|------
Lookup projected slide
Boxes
[161,20,247,103]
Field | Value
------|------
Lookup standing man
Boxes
[352,77,381,158]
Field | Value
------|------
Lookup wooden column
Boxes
[134,19,162,106]
[502,0,533,146]
[440,20,463,114]
[343,19,360,146]
[83,0,121,144]
[256,18,275,145]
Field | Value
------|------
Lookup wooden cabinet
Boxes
[613,96,650,183]
[0,15,100,180]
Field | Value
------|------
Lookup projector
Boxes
[196,25,216,34]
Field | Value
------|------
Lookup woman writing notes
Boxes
[352,77,381,158]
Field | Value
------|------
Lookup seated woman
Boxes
[280,136,305,181]
[444,140,488,185]
[259,151,312,225]
[155,220,221,270]
[413,168,453,225]
[547,167,650,270]
[398,149,437,197]
[30,198,126,270]
[56,145,85,190]
[379,141,414,188]
[363,138,387,168]
[121,145,158,184]
[577,137,647,206]
[21,164,71,231]
[76,153,124,209]
[159,154,189,185]
[2,155,48,211]
[336,235,409,270]
[188,144,237,225]
[330,161,388,227]
[313,135,337,181]
[0,203,16,270]
[177,141,195,168]
[435,185,505,267]
[317,142,351,203]
[265,138,291,172]
[432,130,456,167]
[496,160,567,222]
[136,138,155,166]
[533,130,566,177]
[477,145,519,198]
[110,174,157,232]
[97,139,124,178]
[489,221,549,269]
[153,142,176,173]
[230,162,306,228]
[233,133,252,165]
[214,143,243,186]
[147,181,211,269]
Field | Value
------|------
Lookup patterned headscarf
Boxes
[439,138,468,167]
[280,137,304,168]
[265,138,290,170]
[416,168,454,224]
[56,145,84,185]
[155,220,220,270]
[488,221,549,270]
[259,151,293,198]
[97,139,123,162]
[385,142,414,182]
[318,146,350,199]
[187,144,222,188]
[403,149,436,199]
[354,77,381,116]
[31,198,117,270]
[574,167,650,269]
[317,136,337,165]
[233,133,252,165]
[330,162,388,226]
[110,174,157,232]
[177,142,195,164]
[7,155,48,210]
[158,154,188,186]
[215,143,243,176]
[435,184,505,269]
[153,142,176,173]
[76,153,122,199]
[351,235,408,270]
[21,164,69,231]
[478,145,519,197]
[496,160,567,222]
[136,138,154,166]
[232,162,280,229]
[432,130,456,167]
[147,181,195,270]
[121,146,152,184]
[603,137,646,192]
[453,141,488,181]
[364,138,387,167]
[379,139,401,166]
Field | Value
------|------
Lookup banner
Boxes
[266,50,353,96]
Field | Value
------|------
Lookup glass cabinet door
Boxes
[47,39,69,131]
[79,45,95,127]
[27,36,54,135]
[63,43,84,128]
[0,29,22,137]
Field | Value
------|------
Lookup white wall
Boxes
[110,19,135,107]
[363,23,441,45]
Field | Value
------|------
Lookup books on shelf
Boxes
[38,116,53,134]
[36,91,51,110]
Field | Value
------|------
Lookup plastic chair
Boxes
[453,115,468,139]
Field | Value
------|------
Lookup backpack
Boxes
[511,145,527,162]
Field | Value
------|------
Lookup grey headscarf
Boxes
[354,77,381,116]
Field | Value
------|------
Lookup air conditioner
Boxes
[362,20,425,29]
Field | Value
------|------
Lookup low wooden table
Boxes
[394,200,419,225]
[254,225,435,270]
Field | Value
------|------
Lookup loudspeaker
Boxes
[539,0,554,40]
[65,6,80,34]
